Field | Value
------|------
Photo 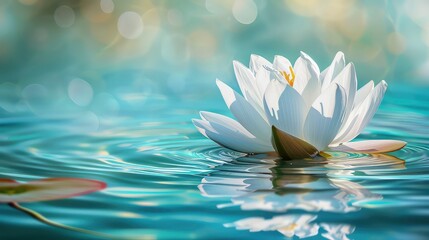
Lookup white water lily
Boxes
[193,52,406,159]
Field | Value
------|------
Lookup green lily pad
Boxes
[0,178,106,203]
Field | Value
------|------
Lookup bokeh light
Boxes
[68,78,93,107]
[54,5,75,28]
[0,0,428,117]
[232,0,258,24]
[100,0,114,14]
[118,11,144,40]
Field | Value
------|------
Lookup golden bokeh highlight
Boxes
[188,29,218,60]
[387,32,406,55]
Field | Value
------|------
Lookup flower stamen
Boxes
[280,66,295,86]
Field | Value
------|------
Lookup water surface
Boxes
[0,84,428,239]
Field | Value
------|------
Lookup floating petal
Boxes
[329,140,406,154]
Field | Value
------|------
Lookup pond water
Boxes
[0,84,428,240]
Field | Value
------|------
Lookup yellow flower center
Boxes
[279,66,295,86]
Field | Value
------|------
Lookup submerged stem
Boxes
[8,202,117,239]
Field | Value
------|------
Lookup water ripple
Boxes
[0,91,428,240]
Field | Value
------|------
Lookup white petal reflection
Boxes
[200,154,405,239]
[321,223,355,240]
[226,214,355,240]
[200,157,386,213]
[225,215,319,238]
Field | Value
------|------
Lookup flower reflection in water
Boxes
[199,153,405,239]
[225,214,354,240]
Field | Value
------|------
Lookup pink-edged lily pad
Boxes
[0,178,106,203]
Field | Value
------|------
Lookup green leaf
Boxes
[0,178,106,203]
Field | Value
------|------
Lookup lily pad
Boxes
[0,178,106,203]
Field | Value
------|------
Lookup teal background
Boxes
[0,0,429,117]
[0,1,429,240]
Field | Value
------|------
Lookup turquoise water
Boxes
[0,84,428,240]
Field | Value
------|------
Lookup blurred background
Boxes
[0,0,428,119]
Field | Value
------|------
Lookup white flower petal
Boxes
[250,54,272,74]
[293,56,310,93]
[195,52,392,157]
[331,80,374,145]
[233,60,263,110]
[265,85,308,138]
[216,80,271,142]
[249,54,271,96]
[199,111,252,136]
[254,68,270,97]
[300,51,320,75]
[262,79,287,121]
[329,114,360,146]
[273,55,292,73]
[293,52,321,106]
[329,140,406,153]
[192,117,273,153]
[351,80,388,135]
[321,51,345,90]
[269,55,293,88]
[330,63,358,132]
[193,119,212,138]
[331,63,357,112]
[331,80,387,145]
[303,84,347,150]
[320,67,328,82]
[353,80,374,109]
